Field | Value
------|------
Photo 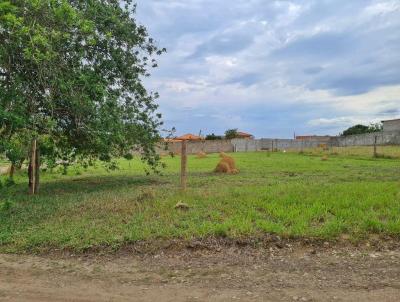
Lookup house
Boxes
[175,134,204,141]
[382,118,400,132]
[236,131,254,139]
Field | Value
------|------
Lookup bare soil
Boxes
[1,239,400,301]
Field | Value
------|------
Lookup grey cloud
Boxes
[272,32,355,60]
[224,73,262,86]
[188,32,255,59]
[303,66,324,75]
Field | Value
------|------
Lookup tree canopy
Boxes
[0,0,165,191]
[205,133,222,140]
[341,123,383,136]
[224,129,239,139]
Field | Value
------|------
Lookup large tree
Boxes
[224,129,239,140]
[341,123,382,136]
[0,0,165,194]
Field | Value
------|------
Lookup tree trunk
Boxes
[9,164,15,178]
[17,158,25,170]
[28,139,40,195]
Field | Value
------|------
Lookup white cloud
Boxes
[136,0,400,137]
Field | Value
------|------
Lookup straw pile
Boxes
[215,153,239,174]
[197,151,207,158]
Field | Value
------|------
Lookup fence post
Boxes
[180,140,187,191]
[373,135,378,158]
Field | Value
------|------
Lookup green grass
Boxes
[297,145,400,158]
[1,151,400,253]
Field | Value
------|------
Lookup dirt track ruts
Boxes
[1,242,400,301]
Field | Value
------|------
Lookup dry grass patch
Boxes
[197,152,207,159]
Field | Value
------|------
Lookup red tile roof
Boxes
[236,131,254,138]
[175,134,204,141]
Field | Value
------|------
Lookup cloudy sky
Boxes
[136,0,400,138]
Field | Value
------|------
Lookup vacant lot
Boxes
[1,151,400,253]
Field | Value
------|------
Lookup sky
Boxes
[136,0,400,138]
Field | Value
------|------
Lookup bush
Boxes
[1,200,12,212]
[4,177,15,187]
[124,153,134,160]
[205,133,223,140]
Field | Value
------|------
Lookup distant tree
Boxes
[205,133,223,140]
[224,129,239,139]
[0,0,165,194]
[368,123,383,132]
[341,123,383,136]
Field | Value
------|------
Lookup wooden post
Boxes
[29,139,37,195]
[180,140,187,191]
[373,135,378,158]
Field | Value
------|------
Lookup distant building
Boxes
[175,134,204,141]
[382,119,400,132]
[236,131,254,139]
[295,135,332,142]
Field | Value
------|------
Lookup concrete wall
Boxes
[231,139,262,152]
[159,139,234,155]
[158,130,400,155]
[330,131,400,147]
[383,120,400,132]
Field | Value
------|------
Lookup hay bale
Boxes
[318,144,329,151]
[321,155,329,161]
[215,154,239,174]
[219,152,228,158]
[215,161,230,173]
[175,202,190,210]
[197,151,207,158]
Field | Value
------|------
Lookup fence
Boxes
[160,131,400,157]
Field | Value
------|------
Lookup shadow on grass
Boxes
[1,174,170,200]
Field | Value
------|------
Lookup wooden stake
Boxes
[180,140,187,191]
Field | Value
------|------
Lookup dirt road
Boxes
[1,241,400,301]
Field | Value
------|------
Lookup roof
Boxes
[382,118,400,123]
[175,134,204,141]
[236,131,254,137]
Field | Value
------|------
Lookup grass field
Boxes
[1,151,400,253]
[296,145,400,158]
